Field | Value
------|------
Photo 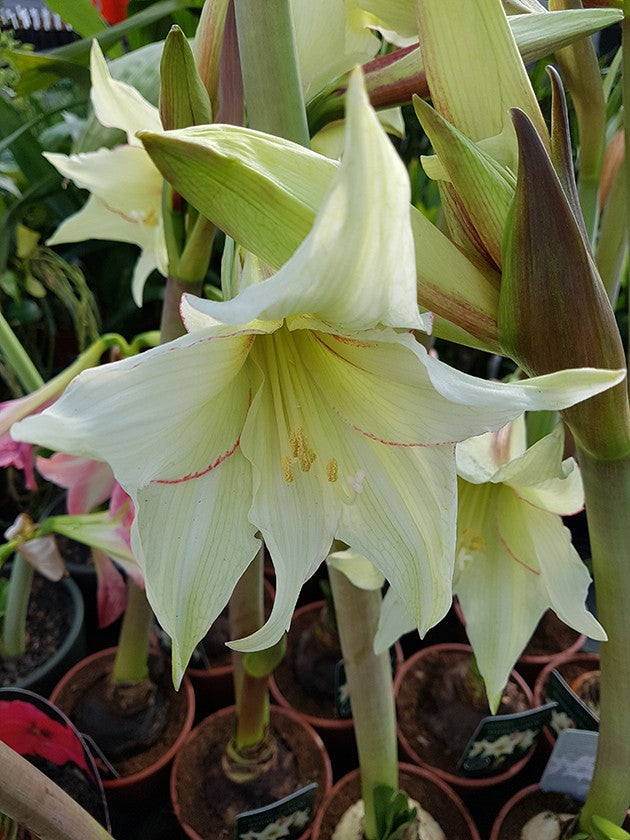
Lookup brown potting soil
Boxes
[521,611,581,659]
[0,575,73,686]
[173,708,329,839]
[315,767,477,840]
[273,603,341,719]
[396,649,529,776]
[52,652,190,778]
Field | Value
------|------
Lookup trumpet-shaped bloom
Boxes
[44,41,166,306]
[453,416,605,710]
[377,415,605,712]
[13,72,623,684]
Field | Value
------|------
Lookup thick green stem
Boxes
[624,1,630,368]
[159,275,205,342]
[579,449,630,829]
[229,547,267,749]
[550,0,606,244]
[233,0,309,145]
[596,159,627,306]
[0,311,44,392]
[328,565,398,840]
[2,553,34,658]
[112,579,153,684]
[0,742,112,840]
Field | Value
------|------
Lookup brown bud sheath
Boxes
[499,107,629,459]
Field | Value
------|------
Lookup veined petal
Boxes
[12,328,255,492]
[417,0,548,145]
[326,549,385,591]
[44,147,162,225]
[89,40,161,145]
[185,70,423,331]
[339,437,457,639]
[456,415,527,485]
[230,335,341,651]
[46,195,155,251]
[454,481,545,711]
[374,587,415,653]
[357,0,416,41]
[418,343,626,434]
[292,0,380,100]
[512,462,583,516]
[498,490,605,642]
[35,453,115,515]
[131,245,159,307]
[134,449,260,685]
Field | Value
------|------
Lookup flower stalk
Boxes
[578,450,630,828]
[1,552,34,658]
[233,0,309,145]
[111,578,153,684]
[327,562,398,840]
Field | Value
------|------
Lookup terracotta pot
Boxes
[269,600,403,779]
[311,762,480,839]
[2,574,86,697]
[50,647,195,806]
[394,643,537,837]
[453,600,586,687]
[187,579,275,718]
[533,650,600,753]
[170,704,333,840]
[490,784,630,839]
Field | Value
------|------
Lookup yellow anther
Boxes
[326,459,338,482]
[461,528,485,552]
[281,455,294,483]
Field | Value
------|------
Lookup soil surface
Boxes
[0,574,73,686]
[521,611,582,659]
[52,652,190,778]
[173,707,330,839]
[273,602,342,719]
[315,767,476,840]
[396,649,529,776]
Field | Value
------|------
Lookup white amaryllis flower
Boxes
[44,41,167,306]
[377,414,605,712]
[453,416,605,710]
[13,72,621,684]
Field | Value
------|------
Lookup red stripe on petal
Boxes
[154,437,240,485]
[498,532,540,576]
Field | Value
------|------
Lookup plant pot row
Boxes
[1,572,601,839]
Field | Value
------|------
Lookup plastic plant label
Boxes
[540,729,599,802]
[335,648,397,719]
[457,702,557,777]
[235,782,317,839]
[543,669,599,736]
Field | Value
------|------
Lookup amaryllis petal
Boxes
[497,490,605,641]
[89,40,161,144]
[36,453,115,515]
[92,549,127,627]
[135,450,259,684]
[183,70,424,331]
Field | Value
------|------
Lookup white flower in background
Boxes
[45,41,167,306]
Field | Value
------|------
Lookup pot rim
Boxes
[394,642,534,789]
[49,646,195,789]
[170,702,333,840]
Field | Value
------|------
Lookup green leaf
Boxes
[46,0,107,36]
[373,785,417,840]
[590,815,630,840]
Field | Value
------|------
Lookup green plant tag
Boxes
[234,783,317,840]
[543,669,599,735]
[457,702,556,777]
